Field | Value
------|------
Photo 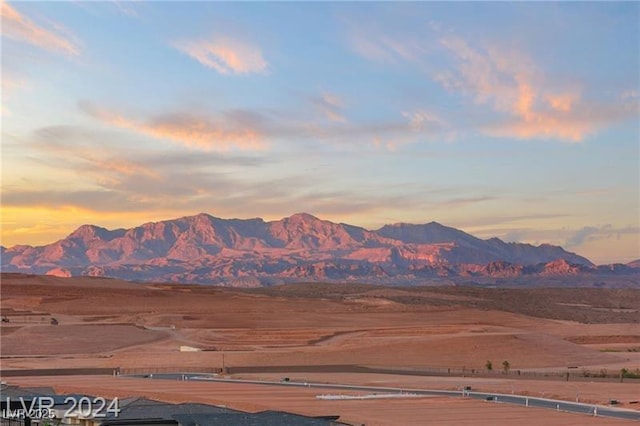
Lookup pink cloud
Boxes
[546,93,577,113]
[437,36,637,142]
[485,114,588,142]
[93,158,160,181]
[311,92,346,123]
[437,37,536,114]
[174,36,267,75]
[484,102,637,142]
[81,102,267,151]
[0,0,80,55]
[402,110,445,131]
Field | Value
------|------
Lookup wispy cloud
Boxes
[0,0,80,56]
[349,23,636,143]
[2,163,414,222]
[79,102,267,151]
[5,124,477,231]
[32,124,269,170]
[451,213,573,229]
[439,195,497,208]
[372,110,448,151]
[80,97,450,153]
[310,93,346,123]
[111,1,140,18]
[348,26,426,63]
[565,225,640,248]
[12,124,277,211]
[402,110,445,131]
[437,36,637,142]
[473,224,639,262]
[482,105,636,142]
[4,126,266,215]
[174,36,267,75]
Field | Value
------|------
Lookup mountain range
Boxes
[2,213,638,286]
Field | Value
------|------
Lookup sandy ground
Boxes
[5,375,637,426]
[1,324,167,355]
[1,274,639,424]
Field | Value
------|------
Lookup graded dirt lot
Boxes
[1,273,639,424]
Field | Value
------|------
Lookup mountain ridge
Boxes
[2,212,637,286]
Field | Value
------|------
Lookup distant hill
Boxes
[628,259,640,269]
[2,213,636,286]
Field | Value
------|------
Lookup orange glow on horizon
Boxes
[1,206,184,247]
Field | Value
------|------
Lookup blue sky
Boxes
[1,1,638,264]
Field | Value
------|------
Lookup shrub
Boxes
[621,368,640,379]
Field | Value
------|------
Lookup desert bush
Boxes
[620,368,640,379]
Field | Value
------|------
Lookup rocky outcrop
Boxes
[3,212,626,286]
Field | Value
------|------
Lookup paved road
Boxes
[135,373,640,421]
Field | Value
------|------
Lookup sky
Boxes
[1,1,638,264]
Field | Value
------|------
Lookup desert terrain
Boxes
[1,273,639,424]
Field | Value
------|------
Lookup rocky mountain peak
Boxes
[68,224,125,243]
[286,212,321,223]
[1,212,614,286]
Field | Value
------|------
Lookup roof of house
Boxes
[104,398,241,421]
[102,398,344,425]
[172,411,343,426]
[0,384,82,406]
[0,384,56,398]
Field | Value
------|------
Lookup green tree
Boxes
[620,368,628,382]
[485,360,493,371]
